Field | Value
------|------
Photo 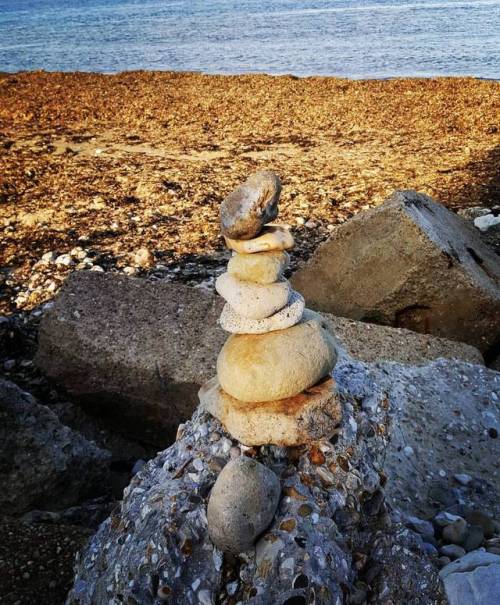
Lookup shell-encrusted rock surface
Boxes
[67,356,445,605]
[217,315,337,402]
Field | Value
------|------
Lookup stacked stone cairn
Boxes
[200,171,340,448]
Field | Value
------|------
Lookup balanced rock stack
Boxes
[200,171,341,446]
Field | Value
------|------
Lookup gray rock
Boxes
[434,511,464,527]
[444,563,500,604]
[440,544,467,560]
[323,313,483,365]
[474,214,500,233]
[220,171,281,240]
[207,457,280,554]
[440,550,500,605]
[0,379,111,515]
[463,525,485,552]
[35,272,226,446]
[454,473,473,486]
[404,514,435,538]
[464,510,496,538]
[67,355,444,605]
[367,359,500,519]
[423,542,439,556]
[438,556,452,568]
[292,190,500,355]
[459,206,500,256]
[442,517,467,545]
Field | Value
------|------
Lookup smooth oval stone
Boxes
[228,251,289,285]
[215,272,290,320]
[220,171,281,240]
[219,290,305,334]
[442,518,467,545]
[207,457,281,554]
[225,225,294,254]
[217,315,337,402]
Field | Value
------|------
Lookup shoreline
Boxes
[1,69,499,82]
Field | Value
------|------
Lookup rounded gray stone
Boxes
[463,525,485,552]
[442,517,467,545]
[207,457,281,554]
[220,171,281,240]
[440,544,466,560]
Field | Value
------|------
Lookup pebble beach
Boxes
[0,71,499,315]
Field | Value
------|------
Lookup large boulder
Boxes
[35,272,226,446]
[0,379,111,515]
[439,551,500,605]
[67,355,444,605]
[292,190,500,355]
[36,272,483,447]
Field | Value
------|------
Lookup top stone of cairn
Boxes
[220,171,281,240]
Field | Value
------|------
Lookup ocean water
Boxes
[0,0,499,78]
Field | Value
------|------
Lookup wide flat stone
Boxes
[199,376,341,446]
[225,225,294,254]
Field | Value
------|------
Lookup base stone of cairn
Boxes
[199,376,340,446]
[202,170,341,448]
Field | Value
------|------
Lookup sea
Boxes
[0,0,499,78]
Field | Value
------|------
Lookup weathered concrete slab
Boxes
[35,272,226,446]
[292,190,500,354]
[36,271,483,446]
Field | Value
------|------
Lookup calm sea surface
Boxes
[0,0,499,77]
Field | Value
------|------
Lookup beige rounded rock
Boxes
[227,251,289,284]
[215,272,290,320]
[217,316,338,402]
[219,290,305,334]
[225,225,294,254]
